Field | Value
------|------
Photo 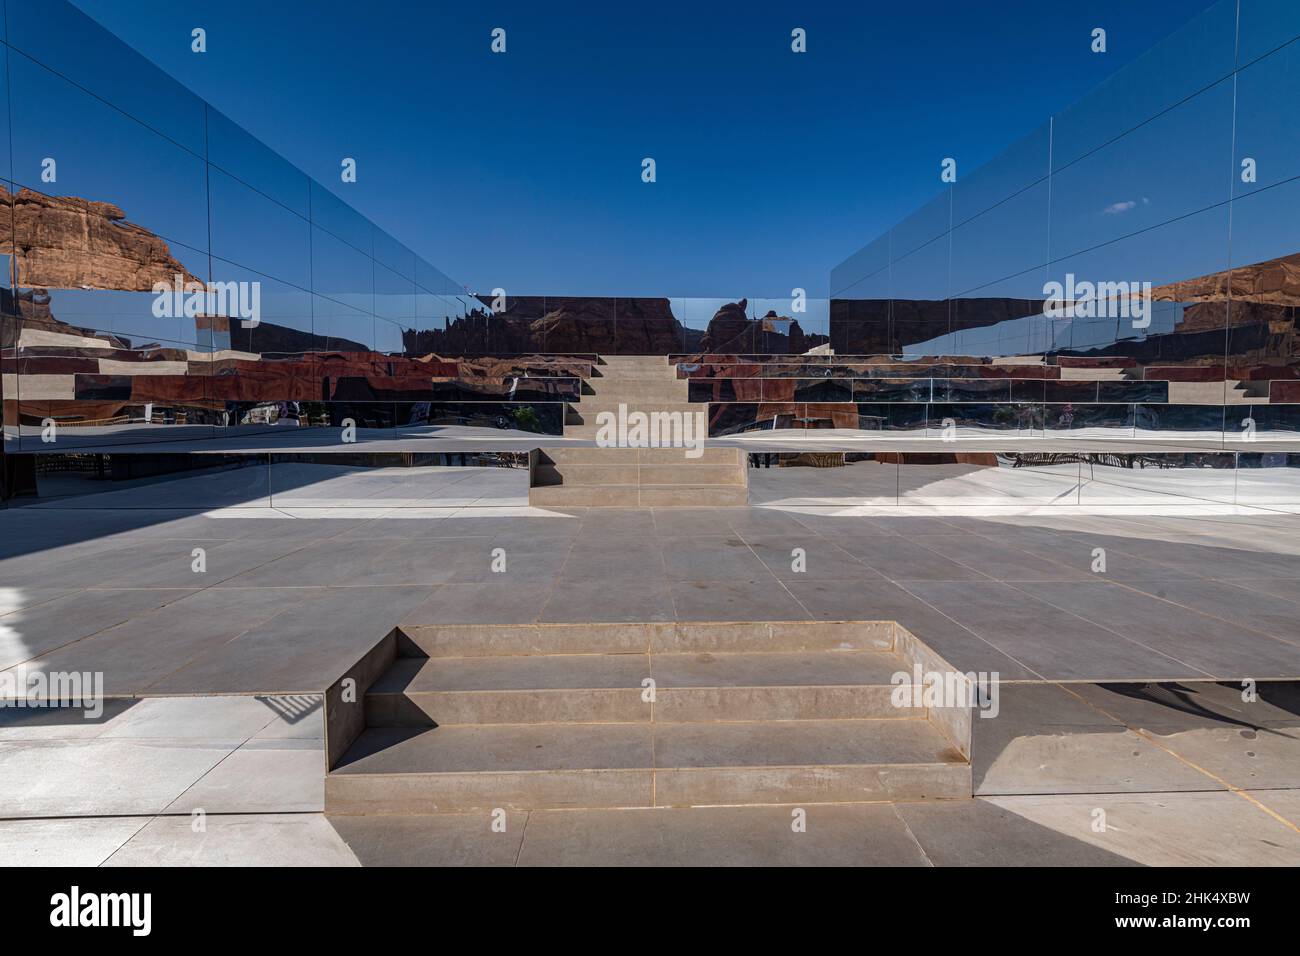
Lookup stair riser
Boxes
[587,385,691,395]
[367,686,927,725]
[326,770,652,813]
[534,464,640,486]
[573,403,702,417]
[563,427,713,441]
[654,763,972,806]
[535,464,744,486]
[368,689,641,726]
[540,447,741,464]
[325,762,969,812]
[397,621,895,657]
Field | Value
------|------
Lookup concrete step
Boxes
[535,462,744,487]
[530,483,748,507]
[571,401,701,417]
[538,446,742,465]
[325,718,969,812]
[638,463,745,484]
[585,384,689,400]
[592,365,678,382]
[397,620,896,658]
[365,650,923,725]
[562,426,713,442]
[328,803,938,866]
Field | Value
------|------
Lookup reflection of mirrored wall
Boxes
[746,451,1300,510]
[1,0,567,456]
[829,0,1300,446]
[12,451,531,509]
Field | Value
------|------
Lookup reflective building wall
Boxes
[829,0,1300,445]
[0,0,578,457]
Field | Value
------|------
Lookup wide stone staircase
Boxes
[529,355,748,507]
[324,621,972,815]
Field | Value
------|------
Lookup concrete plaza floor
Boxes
[3,499,1300,691]
[3,466,1300,865]
[1,690,1298,866]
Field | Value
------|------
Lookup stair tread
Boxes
[371,649,911,694]
[331,719,962,776]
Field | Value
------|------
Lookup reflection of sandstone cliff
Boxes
[700,299,828,354]
[700,299,750,351]
[1,186,200,291]
[405,296,698,354]
[1154,252,1300,307]
[830,297,1044,354]
[1154,254,1300,352]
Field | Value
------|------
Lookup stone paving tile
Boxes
[0,588,199,671]
[1066,680,1300,729]
[98,696,286,740]
[1122,579,1300,643]
[149,587,429,694]
[13,588,315,696]
[403,583,553,626]
[164,742,324,814]
[0,738,235,817]
[0,587,74,615]
[832,536,992,582]
[902,581,1210,681]
[973,724,1220,796]
[977,792,1300,866]
[668,577,812,622]
[659,535,771,581]
[252,695,324,738]
[911,535,1092,582]
[0,698,137,740]
[1013,581,1300,678]
[895,797,1138,867]
[541,578,676,623]
[741,536,883,582]
[0,818,149,867]
[103,813,358,867]
[1142,723,1300,790]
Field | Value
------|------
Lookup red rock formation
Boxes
[1,186,201,291]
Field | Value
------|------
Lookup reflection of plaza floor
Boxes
[749,459,1300,509]
[22,464,531,510]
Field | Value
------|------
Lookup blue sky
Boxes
[68,0,1220,297]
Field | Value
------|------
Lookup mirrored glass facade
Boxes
[0,0,575,472]
[828,0,1300,447]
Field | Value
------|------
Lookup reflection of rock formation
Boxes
[1154,252,1300,306]
[829,297,1044,354]
[831,253,1300,358]
[406,296,700,354]
[1,186,200,291]
[700,299,828,354]
[700,299,751,351]
[1154,254,1299,367]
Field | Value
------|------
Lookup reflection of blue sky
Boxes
[836,0,1300,300]
[57,0,1239,296]
[905,301,1186,358]
[9,0,1296,311]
